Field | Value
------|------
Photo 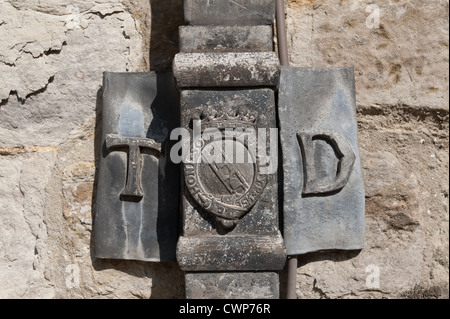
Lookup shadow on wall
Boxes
[88,0,186,299]
[279,250,362,299]
[149,0,185,71]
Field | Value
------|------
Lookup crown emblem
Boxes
[200,107,258,130]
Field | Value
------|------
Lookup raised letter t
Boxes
[105,134,162,201]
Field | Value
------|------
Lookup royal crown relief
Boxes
[184,106,270,230]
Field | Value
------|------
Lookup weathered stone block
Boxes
[173,52,280,88]
[177,235,286,271]
[179,25,273,53]
[185,272,280,299]
[184,0,275,26]
[278,66,366,256]
[94,72,180,262]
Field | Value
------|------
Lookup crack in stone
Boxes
[23,75,55,103]
[35,41,67,59]
[88,10,124,19]
[358,104,449,125]
[2,40,65,67]
[10,41,33,51]
[0,75,55,107]
[312,279,329,299]
[0,146,59,156]
[5,1,92,17]
[0,94,13,107]
[11,40,67,59]
[0,59,17,67]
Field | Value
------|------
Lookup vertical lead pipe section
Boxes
[276,0,289,67]
[276,0,298,300]
[286,255,298,299]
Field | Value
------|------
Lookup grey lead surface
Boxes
[94,72,180,262]
[173,52,280,89]
[279,67,366,256]
[185,272,280,299]
[179,25,274,53]
[184,0,276,26]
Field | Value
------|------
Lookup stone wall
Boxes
[0,0,448,299]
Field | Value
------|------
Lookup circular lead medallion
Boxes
[184,110,268,229]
